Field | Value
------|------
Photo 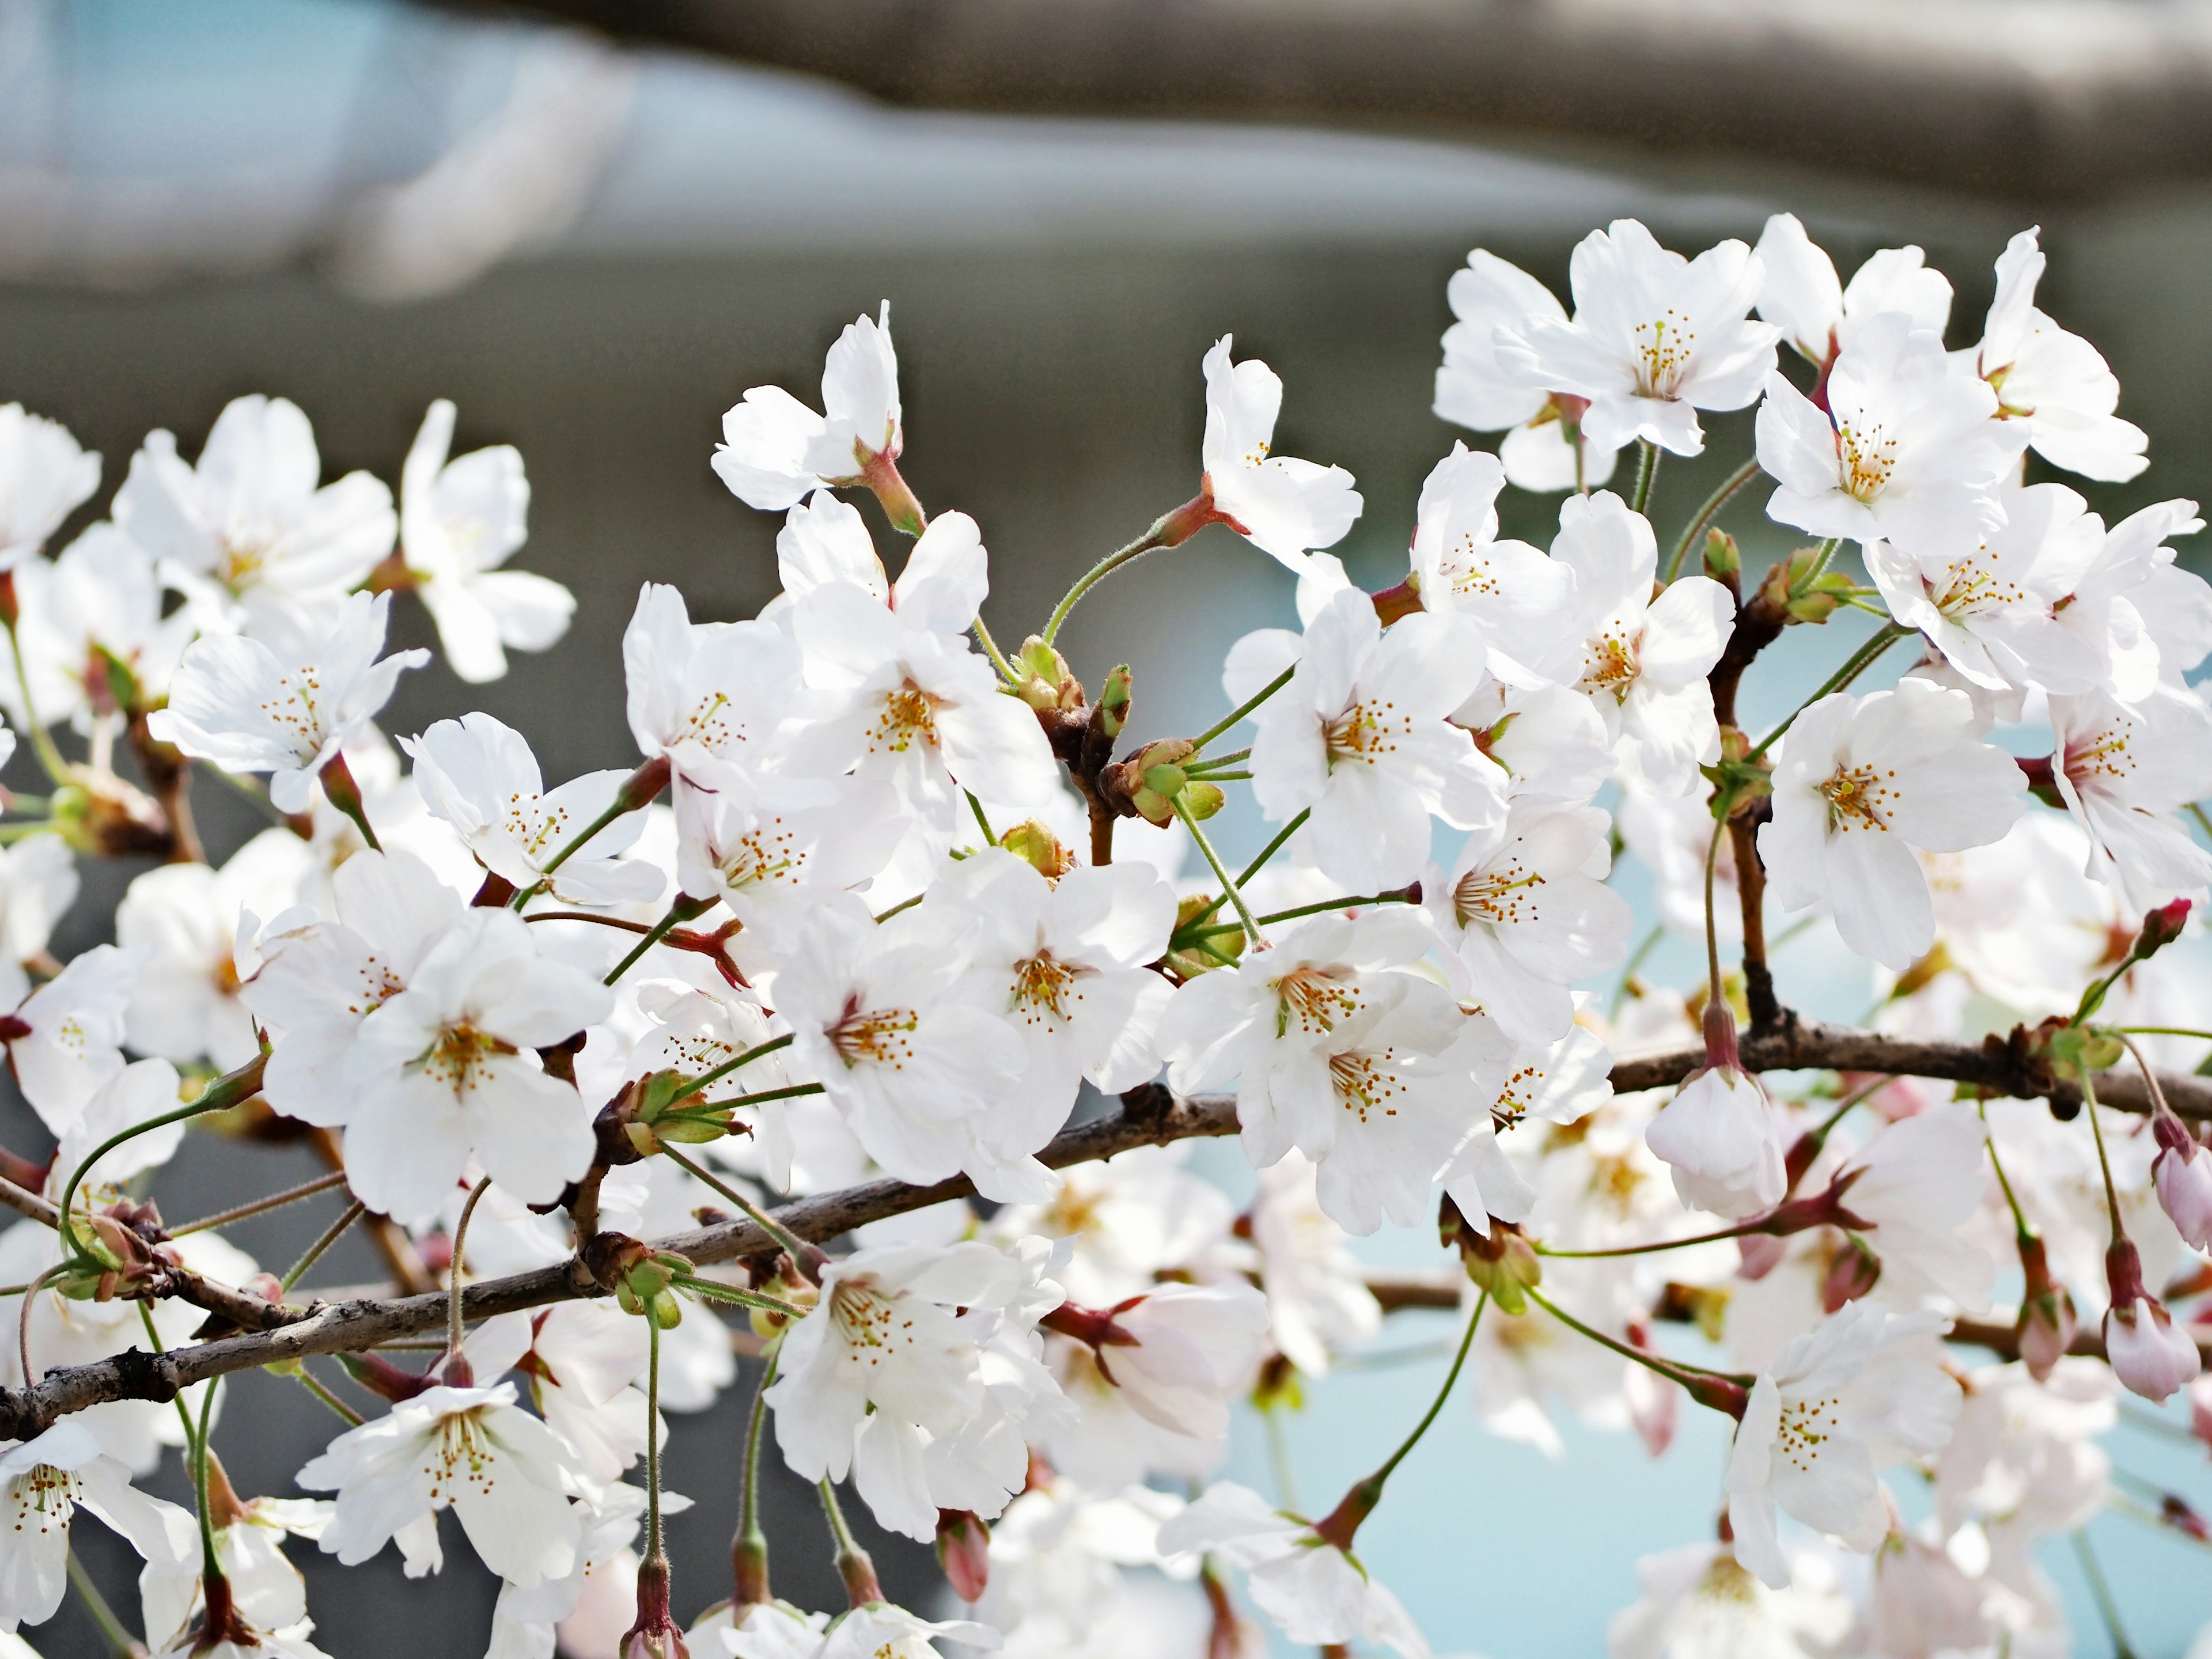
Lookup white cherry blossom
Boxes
[772,490,987,638]
[1245,588,1503,889]
[148,589,429,813]
[0,835,76,1010]
[1493,219,1779,457]
[295,1381,589,1588]
[1753,213,1952,371]
[467,1305,652,1483]
[399,398,573,684]
[1758,313,2024,559]
[403,711,665,906]
[1539,491,1733,795]
[1426,801,1632,1043]
[0,1421,192,1634]
[241,848,467,1128]
[1725,1302,1961,1588]
[622,582,802,794]
[113,393,396,637]
[1160,1481,1430,1658]
[2048,684,2212,910]
[1759,680,2028,969]
[1434,249,1623,490]
[1407,444,1577,683]
[714,303,905,512]
[1645,1063,1785,1222]
[1197,335,1361,570]
[1967,228,2149,483]
[13,524,198,732]
[0,406,100,570]
[1608,1541,1853,1659]
[344,907,613,1222]
[0,944,135,1135]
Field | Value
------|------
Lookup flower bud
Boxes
[2134,897,2192,960]
[1014,636,1078,714]
[747,1258,819,1340]
[2103,1294,2202,1402]
[2018,1288,2076,1381]
[998,819,1075,880]
[1819,1235,1882,1313]
[2153,1117,2212,1249]
[935,1510,991,1603]
[1454,1217,1541,1315]
[1702,529,1740,583]
[1094,664,1132,740]
[621,1556,689,1659]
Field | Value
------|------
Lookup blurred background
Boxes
[6,0,2212,1653]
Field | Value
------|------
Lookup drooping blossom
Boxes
[1194,335,1362,570]
[714,303,907,512]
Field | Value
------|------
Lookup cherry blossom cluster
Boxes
[0,215,2200,1659]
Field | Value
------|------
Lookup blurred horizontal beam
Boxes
[445,0,2212,200]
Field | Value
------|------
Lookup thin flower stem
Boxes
[1526,1285,1752,1386]
[525,911,657,934]
[2079,1069,2128,1241]
[1662,457,1762,583]
[1630,440,1660,516]
[1798,536,1842,588]
[966,791,998,848]
[2116,1034,2179,1123]
[66,1547,142,1659]
[57,1096,237,1259]
[735,1341,780,1600]
[289,1364,365,1427]
[1173,796,1265,946]
[1747,623,1910,760]
[536,798,632,882]
[1238,808,1309,886]
[664,1034,796,1107]
[448,1177,493,1359]
[2107,1491,2212,1553]
[1194,770,1252,782]
[658,1143,816,1268]
[968,616,1019,686]
[283,1200,367,1291]
[1369,1290,1488,1487]
[193,1365,220,1586]
[2071,1531,2139,1659]
[644,1313,664,1562]
[2191,802,2212,841]
[1187,891,1411,939]
[1981,1105,2035,1241]
[171,1171,350,1237]
[1184,747,1251,775]
[1191,667,1294,755]
[6,621,69,787]
[1263,1404,1300,1513]
[1041,524,1174,645]
[1536,1221,1764,1259]
[605,902,694,986]
[2119,1025,2212,1041]
[18,1264,61,1385]
[671,1277,807,1320]
[1702,814,1726,1006]
[1609,923,1665,1019]
[660,1082,826,1122]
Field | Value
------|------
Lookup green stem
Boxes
[289,1365,365,1427]
[282,1199,366,1290]
[7,620,69,787]
[1630,440,1660,515]
[659,1082,826,1122]
[671,1277,808,1319]
[1191,667,1294,755]
[1980,1102,2034,1242]
[1173,796,1266,946]
[1187,891,1413,940]
[192,1364,220,1588]
[1369,1290,1487,1487]
[644,1313,664,1562]
[1609,923,1665,1018]
[1747,623,1910,760]
[1525,1285,1751,1387]
[2071,1530,2139,1659]
[58,1066,264,1260]
[1263,1404,1300,1513]
[1041,522,1177,645]
[2119,1026,2212,1041]
[66,1547,141,1659]
[1536,1221,1767,1259]
[171,1171,350,1237]
[1237,808,1309,886]
[658,1143,816,1268]
[1663,457,1762,583]
[664,1033,795,1106]
[1702,813,1726,1006]
[2081,1069,2126,1244]
[969,616,1019,686]
[1184,747,1251,775]
[448,1176,493,1360]
[966,791,998,848]
[605,902,695,986]
[734,1342,780,1603]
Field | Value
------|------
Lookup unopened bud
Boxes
[1819,1236,1882,1313]
[1177,781,1226,821]
[621,1556,688,1659]
[935,1510,991,1603]
[1095,665,1132,739]
[1014,636,1077,713]
[1702,529,1740,582]
[2134,898,2192,960]
[2104,1292,2203,1403]
[747,1259,819,1340]
[999,819,1075,879]
[2154,1123,2212,1251]
[2014,1231,2074,1382]
[1453,1217,1541,1315]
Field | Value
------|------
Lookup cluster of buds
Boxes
[584,1231,694,1328]
[1101,738,1225,828]
[1440,1195,1541,1313]
[59,1197,174,1303]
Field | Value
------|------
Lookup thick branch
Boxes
[0,1022,2199,1435]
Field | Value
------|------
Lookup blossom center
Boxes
[1330,1048,1406,1123]
[1272,965,1361,1038]
[828,997,919,1069]
[421,1021,514,1092]
[674,691,738,753]
[217,527,279,590]
[713,816,802,893]
[1819,763,1898,834]
[5,1464,80,1535]
[1631,310,1695,399]
[1454,863,1543,929]
[868,681,941,756]
[423,1408,500,1505]
[1775,1394,1842,1471]
[1010,952,1084,1024]
[1926,552,2023,620]
[259,669,331,757]
[1835,421,1898,502]
[1487,1059,1546,1129]
[2065,724,2135,789]
[1577,628,1640,700]
[1323,699,1407,769]
[829,1281,912,1364]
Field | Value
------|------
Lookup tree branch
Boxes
[0,1022,2196,1438]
